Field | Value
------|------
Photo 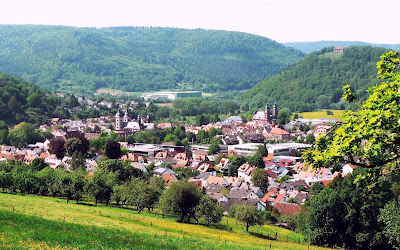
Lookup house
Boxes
[217,158,230,172]
[237,133,265,144]
[197,163,216,175]
[238,163,254,183]
[229,188,258,200]
[262,188,287,205]
[172,159,188,169]
[264,127,291,141]
[153,166,176,176]
[313,124,331,138]
[315,168,332,179]
[161,173,178,187]
[293,162,305,173]
[173,153,188,161]
[131,162,148,173]
[208,193,228,203]
[274,203,302,216]
[343,163,358,175]
[333,46,346,52]
[206,175,229,187]
[224,176,242,188]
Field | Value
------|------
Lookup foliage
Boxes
[207,138,221,155]
[379,199,400,249]
[235,205,264,232]
[49,138,66,159]
[305,167,393,249]
[105,140,122,159]
[277,107,292,125]
[65,136,89,156]
[303,51,400,170]
[0,25,304,94]
[195,195,224,225]
[85,168,117,206]
[158,181,203,222]
[251,168,268,192]
[8,122,44,148]
[242,46,388,112]
[0,72,67,125]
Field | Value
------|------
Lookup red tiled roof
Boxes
[274,203,301,216]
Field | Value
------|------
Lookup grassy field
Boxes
[293,109,346,120]
[0,193,328,249]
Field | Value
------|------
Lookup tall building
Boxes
[252,102,278,124]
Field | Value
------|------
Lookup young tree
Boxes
[251,168,268,192]
[158,181,203,222]
[207,139,221,155]
[235,205,264,232]
[195,195,223,225]
[85,168,117,206]
[248,152,264,168]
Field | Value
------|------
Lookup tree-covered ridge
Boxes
[0,25,304,94]
[0,72,67,125]
[241,46,388,112]
[284,41,400,54]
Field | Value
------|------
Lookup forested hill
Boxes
[0,25,304,94]
[284,41,400,54]
[241,46,389,112]
[0,72,66,125]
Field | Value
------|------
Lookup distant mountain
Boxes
[241,46,388,112]
[284,41,400,54]
[0,25,304,94]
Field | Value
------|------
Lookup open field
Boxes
[0,193,329,249]
[293,109,346,120]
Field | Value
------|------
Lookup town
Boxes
[0,94,347,224]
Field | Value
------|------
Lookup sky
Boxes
[1,0,400,44]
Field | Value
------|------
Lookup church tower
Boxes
[272,102,278,118]
[123,109,129,123]
[264,103,271,123]
[115,110,123,131]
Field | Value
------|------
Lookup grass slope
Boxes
[0,193,327,249]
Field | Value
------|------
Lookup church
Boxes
[252,103,278,125]
[113,110,154,137]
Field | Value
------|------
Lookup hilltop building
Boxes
[333,46,346,52]
[252,102,279,125]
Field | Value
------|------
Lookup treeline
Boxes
[0,72,68,124]
[241,46,389,112]
[298,167,400,249]
[0,158,224,224]
[0,25,304,94]
[284,41,400,54]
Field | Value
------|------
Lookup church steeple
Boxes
[115,110,123,131]
[272,102,278,119]
[265,103,271,123]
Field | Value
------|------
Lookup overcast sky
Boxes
[1,0,399,44]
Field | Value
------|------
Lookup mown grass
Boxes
[0,193,328,249]
[293,109,346,120]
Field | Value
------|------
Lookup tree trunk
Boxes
[246,223,249,232]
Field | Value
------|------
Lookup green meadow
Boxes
[0,193,330,249]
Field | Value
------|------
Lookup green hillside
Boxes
[0,193,327,249]
[241,46,389,112]
[284,41,400,54]
[0,25,304,94]
[0,72,67,124]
